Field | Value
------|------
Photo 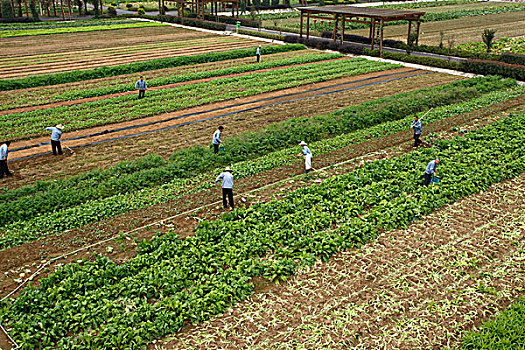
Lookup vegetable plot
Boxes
[2,111,525,349]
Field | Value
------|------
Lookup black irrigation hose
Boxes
[12,70,431,161]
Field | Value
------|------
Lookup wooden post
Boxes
[59,0,65,19]
[415,20,421,45]
[306,11,310,40]
[67,0,72,19]
[9,0,15,16]
[46,0,51,16]
[379,19,384,57]
[368,18,373,40]
[370,18,376,50]
[407,20,412,45]
[24,0,28,16]
[333,14,337,43]
[52,0,56,16]
[299,10,303,37]
[341,15,344,44]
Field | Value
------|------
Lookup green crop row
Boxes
[1,51,341,110]
[0,18,137,29]
[0,78,521,249]
[0,44,305,91]
[459,297,525,349]
[3,57,397,140]
[2,110,525,349]
[0,21,166,37]
[456,36,525,55]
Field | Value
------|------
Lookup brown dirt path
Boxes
[1,57,348,116]
[8,67,419,160]
[1,95,521,301]
[1,72,459,190]
[160,174,525,350]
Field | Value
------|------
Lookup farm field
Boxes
[1,10,525,349]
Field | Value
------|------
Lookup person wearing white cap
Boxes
[45,124,64,156]
[215,166,234,209]
[297,141,313,174]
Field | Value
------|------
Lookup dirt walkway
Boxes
[161,174,525,350]
[8,67,422,160]
[1,96,521,300]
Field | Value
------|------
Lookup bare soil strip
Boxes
[2,73,459,190]
[1,95,520,300]
[1,41,257,79]
[162,174,525,350]
[0,26,211,58]
[8,67,416,160]
[1,57,348,116]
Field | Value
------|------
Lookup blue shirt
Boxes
[215,171,233,189]
[256,47,261,55]
[46,127,63,141]
[135,79,147,90]
[0,143,8,160]
[425,160,438,175]
[411,119,422,135]
[301,146,312,157]
[212,130,222,145]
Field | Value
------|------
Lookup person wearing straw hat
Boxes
[45,124,64,156]
[0,140,12,179]
[215,166,234,209]
[297,141,313,174]
[424,157,440,186]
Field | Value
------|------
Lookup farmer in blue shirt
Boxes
[0,141,12,178]
[424,158,440,186]
[297,141,313,174]
[411,115,423,147]
[45,124,64,156]
[256,45,262,63]
[135,76,147,99]
[215,166,234,209]
[212,126,224,154]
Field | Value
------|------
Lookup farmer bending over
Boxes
[424,158,440,186]
[45,124,64,156]
[215,166,234,209]
[0,141,12,178]
[297,141,313,174]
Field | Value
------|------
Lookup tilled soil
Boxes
[0,95,521,300]
[160,174,525,350]
[4,71,458,190]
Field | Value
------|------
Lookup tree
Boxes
[29,0,39,19]
[482,28,497,53]
[439,30,445,49]
[406,32,418,55]
[447,34,456,57]
[0,0,15,18]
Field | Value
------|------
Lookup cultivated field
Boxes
[0,8,524,349]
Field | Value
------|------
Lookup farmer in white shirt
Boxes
[212,126,224,154]
[0,141,12,178]
[215,166,234,209]
[45,124,64,156]
[135,76,147,99]
[297,141,313,174]
[256,45,262,63]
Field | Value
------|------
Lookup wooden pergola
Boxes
[298,6,425,56]
[160,0,239,18]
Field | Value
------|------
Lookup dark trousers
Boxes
[413,133,422,147]
[138,89,145,99]
[51,140,63,155]
[256,54,260,63]
[424,173,432,186]
[0,160,11,178]
[214,144,220,154]
[222,188,234,209]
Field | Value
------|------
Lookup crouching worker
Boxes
[297,141,313,174]
[424,157,440,186]
[215,166,234,209]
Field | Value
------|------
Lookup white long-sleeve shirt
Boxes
[215,171,233,189]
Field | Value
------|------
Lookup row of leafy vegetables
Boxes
[2,98,525,348]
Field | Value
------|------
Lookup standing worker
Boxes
[212,126,224,154]
[0,141,12,179]
[411,115,423,147]
[135,76,147,99]
[45,124,64,156]
[424,157,440,186]
[215,166,234,209]
[297,141,313,174]
[256,45,262,63]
